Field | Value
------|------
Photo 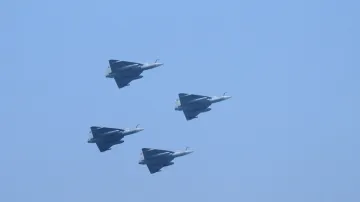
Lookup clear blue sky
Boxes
[1,0,359,201]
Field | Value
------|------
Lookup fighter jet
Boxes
[139,147,193,174]
[105,59,163,89]
[175,92,232,120]
[88,124,144,152]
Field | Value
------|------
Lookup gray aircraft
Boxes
[139,147,193,174]
[105,59,163,89]
[88,125,144,152]
[175,92,232,120]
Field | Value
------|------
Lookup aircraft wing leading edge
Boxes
[178,93,209,104]
[142,148,173,159]
[90,126,124,137]
[109,60,141,70]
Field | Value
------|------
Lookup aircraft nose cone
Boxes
[137,128,144,132]
[225,96,232,99]
[156,63,164,67]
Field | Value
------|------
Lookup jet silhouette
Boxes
[139,147,193,174]
[88,125,144,152]
[105,59,163,89]
[175,92,231,120]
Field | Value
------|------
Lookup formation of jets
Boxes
[88,59,231,174]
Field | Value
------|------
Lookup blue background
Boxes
[1,0,359,201]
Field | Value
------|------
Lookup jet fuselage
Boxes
[138,150,193,165]
[105,63,163,78]
[175,95,231,111]
[209,95,232,103]
[87,128,144,143]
